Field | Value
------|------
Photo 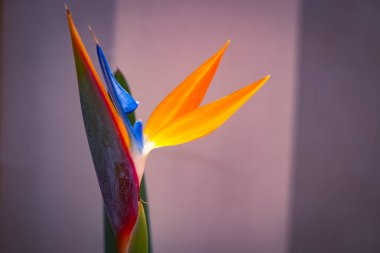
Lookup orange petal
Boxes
[148,75,270,148]
[144,40,230,139]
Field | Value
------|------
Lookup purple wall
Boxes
[289,1,380,252]
[1,0,380,253]
[0,0,115,252]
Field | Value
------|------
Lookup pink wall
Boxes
[112,1,299,252]
[0,0,299,252]
[0,1,115,252]
[2,1,379,252]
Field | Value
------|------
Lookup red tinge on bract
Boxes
[66,6,140,251]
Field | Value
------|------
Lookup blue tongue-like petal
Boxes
[96,44,138,115]
[133,120,144,152]
[96,44,145,152]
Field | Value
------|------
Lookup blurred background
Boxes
[0,0,379,252]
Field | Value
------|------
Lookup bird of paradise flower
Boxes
[66,6,269,253]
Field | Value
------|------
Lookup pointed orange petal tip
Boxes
[215,39,230,58]
[144,41,231,139]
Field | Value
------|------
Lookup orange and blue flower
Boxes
[67,6,269,253]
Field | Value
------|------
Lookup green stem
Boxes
[139,177,152,252]
[104,207,118,253]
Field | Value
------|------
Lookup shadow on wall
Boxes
[289,1,380,253]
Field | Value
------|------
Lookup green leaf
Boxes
[127,203,149,253]
[138,177,152,253]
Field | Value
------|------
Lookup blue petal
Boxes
[133,120,144,152]
[96,44,138,115]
